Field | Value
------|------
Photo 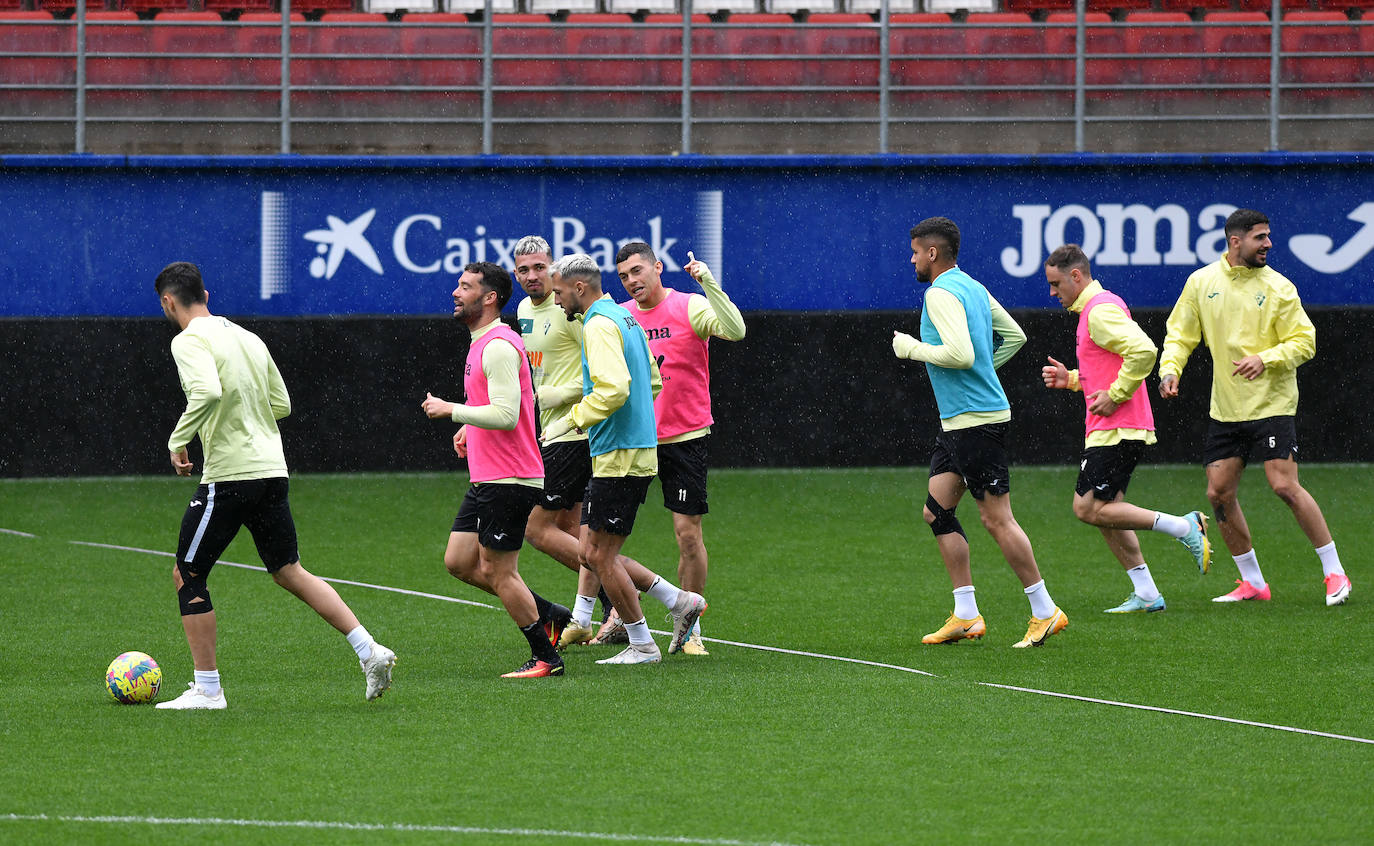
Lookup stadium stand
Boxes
[152,11,232,88]
[1044,12,1125,87]
[84,10,149,88]
[810,12,878,88]
[1281,10,1360,88]
[398,12,480,91]
[238,11,307,87]
[489,13,562,104]
[964,12,1060,90]
[0,10,70,88]
[1202,11,1270,87]
[888,12,963,94]
[845,0,919,13]
[1124,11,1203,88]
[716,13,806,93]
[644,12,713,86]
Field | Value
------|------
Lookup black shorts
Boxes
[537,439,592,512]
[929,422,1012,500]
[657,437,709,516]
[451,483,541,551]
[1203,416,1299,466]
[1075,440,1147,501]
[177,477,298,575]
[583,475,654,536]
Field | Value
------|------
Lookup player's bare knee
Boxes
[1270,481,1302,507]
[1072,497,1097,524]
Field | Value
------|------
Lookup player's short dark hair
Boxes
[1225,208,1269,238]
[154,261,208,306]
[1045,244,1092,277]
[909,217,961,261]
[614,241,656,266]
[465,261,514,309]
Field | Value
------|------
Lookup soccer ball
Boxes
[106,651,162,704]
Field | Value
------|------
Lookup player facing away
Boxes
[1158,208,1351,606]
[892,217,1068,648]
[511,236,616,645]
[1041,244,1213,614]
[542,254,708,664]
[422,261,568,678]
[619,241,746,655]
[154,261,395,710]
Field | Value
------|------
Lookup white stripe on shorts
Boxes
[183,482,216,563]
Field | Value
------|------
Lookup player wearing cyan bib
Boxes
[620,241,745,656]
[1041,244,1212,616]
[542,253,708,665]
[892,216,1067,649]
[423,261,570,679]
[155,261,393,711]
[1158,208,1349,607]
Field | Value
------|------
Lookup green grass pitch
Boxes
[1,466,1371,844]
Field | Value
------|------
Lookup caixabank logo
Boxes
[258,190,724,302]
[1000,201,1374,277]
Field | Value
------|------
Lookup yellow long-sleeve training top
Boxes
[1063,279,1158,448]
[167,315,290,483]
[1158,255,1316,422]
[569,294,663,478]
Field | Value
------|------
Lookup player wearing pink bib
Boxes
[619,241,746,655]
[423,261,566,679]
[1041,245,1212,614]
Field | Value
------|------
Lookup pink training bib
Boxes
[631,288,714,440]
[1076,289,1155,436]
[464,324,544,482]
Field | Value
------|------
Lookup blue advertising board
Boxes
[3,153,1373,317]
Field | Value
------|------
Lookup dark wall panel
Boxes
[1,308,1367,477]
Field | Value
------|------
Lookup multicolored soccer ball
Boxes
[106,651,162,704]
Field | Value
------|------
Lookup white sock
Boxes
[1024,579,1057,619]
[952,585,979,619]
[1316,542,1344,578]
[624,617,654,647]
[345,625,374,661]
[572,594,596,627]
[1152,512,1191,539]
[645,576,680,609]
[1126,563,1161,602]
[193,669,221,696]
[1234,548,1265,588]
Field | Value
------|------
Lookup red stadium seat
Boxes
[1161,0,1232,12]
[719,13,808,90]
[1045,12,1126,87]
[889,13,965,91]
[1124,12,1204,87]
[237,12,307,87]
[204,0,274,13]
[0,10,72,88]
[490,14,562,90]
[1202,12,1270,86]
[299,12,399,89]
[1364,16,1374,83]
[809,13,879,88]
[152,11,235,88]
[1237,0,1307,11]
[1281,11,1360,86]
[965,13,1058,89]
[564,13,638,88]
[644,13,713,87]
[85,10,155,88]
[399,13,479,90]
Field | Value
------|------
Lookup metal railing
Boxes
[1,0,1371,155]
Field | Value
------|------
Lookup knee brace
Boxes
[926,495,967,540]
[176,562,213,615]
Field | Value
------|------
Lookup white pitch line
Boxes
[0,814,812,846]
[60,534,1374,745]
[0,528,36,538]
[67,540,497,610]
[980,683,1374,745]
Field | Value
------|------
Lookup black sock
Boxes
[597,586,615,620]
[529,589,553,624]
[519,620,561,663]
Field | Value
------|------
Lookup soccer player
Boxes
[422,261,567,678]
[1158,208,1351,606]
[892,217,1068,648]
[618,242,746,655]
[1041,244,1212,613]
[541,253,708,664]
[511,236,615,646]
[154,261,395,710]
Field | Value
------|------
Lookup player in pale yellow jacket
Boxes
[1158,208,1350,607]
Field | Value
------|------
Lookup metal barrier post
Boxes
[878,0,889,154]
[75,0,86,154]
[281,0,292,154]
[482,0,493,155]
[1269,0,1280,150]
[682,0,693,155]
[1074,0,1086,152]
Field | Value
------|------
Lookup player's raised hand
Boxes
[683,250,716,287]
[1042,355,1070,389]
[422,391,454,420]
